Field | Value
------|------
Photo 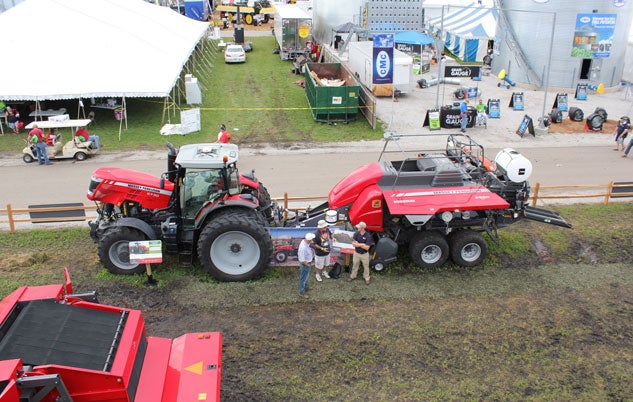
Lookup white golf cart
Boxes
[22,119,99,163]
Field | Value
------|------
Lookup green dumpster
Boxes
[305,63,359,123]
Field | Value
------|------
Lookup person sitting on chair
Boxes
[46,128,58,146]
[475,99,488,128]
[75,126,101,148]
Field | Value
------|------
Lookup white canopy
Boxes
[0,0,209,101]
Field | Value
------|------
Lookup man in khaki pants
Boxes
[347,221,374,285]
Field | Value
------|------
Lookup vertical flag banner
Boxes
[372,33,394,96]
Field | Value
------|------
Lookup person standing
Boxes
[614,117,630,151]
[298,232,315,299]
[29,124,51,165]
[347,221,374,285]
[312,220,332,282]
[460,99,469,133]
[5,106,20,135]
[217,124,231,144]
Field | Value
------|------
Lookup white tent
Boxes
[428,3,497,62]
[0,0,209,101]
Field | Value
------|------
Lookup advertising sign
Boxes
[372,34,394,86]
[575,83,588,100]
[429,109,441,130]
[487,99,500,118]
[571,13,617,58]
[444,66,481,78]
[509,92,524,111]
[516,115,535,138]
[553,93,568,111]
[129,240,163,264]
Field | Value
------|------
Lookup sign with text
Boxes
[444,66,481,78]
[553,93,568,111]
[516,115,535,138]
[571,13,616,58]
[372,34,394,85]
[129,240,163,264]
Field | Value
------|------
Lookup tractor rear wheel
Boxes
[449,230,488,267]
[409,231,449,269]
[98,227,146,275]
[198,210,273,281]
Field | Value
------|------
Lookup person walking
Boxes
[217,124,231,144]
[298,232,315,299]
[614,116,630,152]
[29,124,51,165]
[347,221,374,285]
[460,99,469,132]
[312,220,332,282]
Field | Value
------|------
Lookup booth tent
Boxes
[428,3,497,62]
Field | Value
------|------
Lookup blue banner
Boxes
[372,34,394,85]
[572,13,617,59]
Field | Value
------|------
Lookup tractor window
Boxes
[180,169,224,219]
[227,165,240,196]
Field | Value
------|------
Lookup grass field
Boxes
[1,203,633,400]
[0,36,382,154]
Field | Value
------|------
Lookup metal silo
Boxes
[495,0,633,89]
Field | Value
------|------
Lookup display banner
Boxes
[372,34,394,85]
[571,13,616,58]
[444,65,481,78]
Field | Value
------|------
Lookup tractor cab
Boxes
[174,143,241,224]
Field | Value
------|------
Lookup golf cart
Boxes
[22,119,99,163]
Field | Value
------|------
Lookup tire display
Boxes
[568,106,584,122]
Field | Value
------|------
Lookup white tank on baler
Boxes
[494,148,532,183]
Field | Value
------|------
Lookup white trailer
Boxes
[346,41,415,97]
[274,4,312,60]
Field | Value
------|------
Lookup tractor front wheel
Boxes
[98,227,146,275]
[244,13,254,25]
[409,231,449,269]
[449,230,488,267]
[198,210,273,281]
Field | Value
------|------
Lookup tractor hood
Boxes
[328,162,383,209]
[87,167,174,210]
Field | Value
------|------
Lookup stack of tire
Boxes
[568,107,584,122]
[549,108,563,123]
[585,107,608,131]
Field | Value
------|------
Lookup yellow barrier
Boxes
[1,182,632,233]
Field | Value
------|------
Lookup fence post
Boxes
[604,180,614,205]
[7,204,15,234]
[531,183,540,206]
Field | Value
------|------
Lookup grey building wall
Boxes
[495,0,633,89]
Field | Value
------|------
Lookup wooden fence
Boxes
[1,182,632,233]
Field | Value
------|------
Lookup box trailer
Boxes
[346,41,415,97]
[274,4,312,60]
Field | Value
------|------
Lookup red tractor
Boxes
[287,134,571,270]
[87,143,273,282]
[0,269,222,401]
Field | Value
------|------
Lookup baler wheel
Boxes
[409,232,449,269]
[198,210,273,281]
[449,230,488,267]
[98,227,146,274]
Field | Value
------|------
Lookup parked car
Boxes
[225,44,246,63]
